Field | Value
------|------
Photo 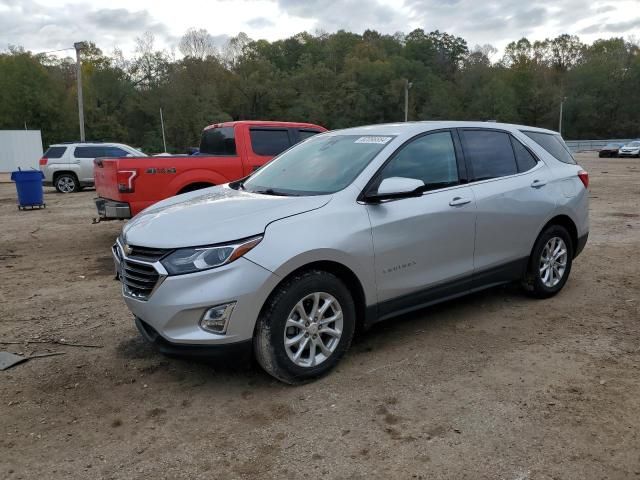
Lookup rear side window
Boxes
[460,130,518,181]
[510,137,538,172]
[74,146,110,158]
[250,129,292,156]
[199,127,237,155]
[379,131,459,191]
[299,130,321,141]
[44,146,66,158]
[522,131,576,164]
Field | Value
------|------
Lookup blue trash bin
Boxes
[10,169,46,210]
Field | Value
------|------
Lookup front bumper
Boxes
[95,197,131,219]
[618,150,640,157]
[113,241,280,346]
[135,317,252,357]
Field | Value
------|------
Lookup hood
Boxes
[123,185,331,248]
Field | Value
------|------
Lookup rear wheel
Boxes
[54,173,79,193]
[253,270,356,384]
[523,225,573,298]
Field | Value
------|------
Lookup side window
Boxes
[460,130,518,181]
[105,147,129,157]
[378,131,459,191]
[199,127,237,155]
[510,137,537,172]
[299,130,321,141]
[521,131,576,165]
[44,146,66,158]
[74,146,92,158]
[250,129,292,156]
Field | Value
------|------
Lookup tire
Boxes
[54,173,79,193]
[253,270,356,384]
[522,225,573,299]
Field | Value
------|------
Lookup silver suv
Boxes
[40,142,145,193]
[113,122,589,383]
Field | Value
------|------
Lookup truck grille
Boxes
[121,259,161,300]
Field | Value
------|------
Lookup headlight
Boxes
[161,236,262,275]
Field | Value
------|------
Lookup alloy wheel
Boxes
[56,176,76,193]
[539,236,568,288]
[283,292,343,368]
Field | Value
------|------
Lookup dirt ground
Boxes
[1,152,639,480]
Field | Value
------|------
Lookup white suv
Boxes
[39,142,146,193]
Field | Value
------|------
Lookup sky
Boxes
[1,0,639,58]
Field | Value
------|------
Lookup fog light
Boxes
[200,303,235,334]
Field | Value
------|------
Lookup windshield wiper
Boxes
[251,188,299,197]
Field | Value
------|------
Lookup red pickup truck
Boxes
[94,120,326,219]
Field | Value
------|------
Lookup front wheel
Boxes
[522,225,573,298]
[253,270,356,384]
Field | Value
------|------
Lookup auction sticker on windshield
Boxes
[354,136,393,144]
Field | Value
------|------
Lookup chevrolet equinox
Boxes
[113,122,589,383]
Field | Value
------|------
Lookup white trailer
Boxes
[0,130,44,173]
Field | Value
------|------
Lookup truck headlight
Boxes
[161,236,262,275]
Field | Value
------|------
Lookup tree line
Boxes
[0,28,638,153]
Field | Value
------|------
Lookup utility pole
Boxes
[559,96,567,136]
[160,108,167,153]
[74,42,88,142]
[404,79,413,122]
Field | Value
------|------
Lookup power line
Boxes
[36,47,75,55]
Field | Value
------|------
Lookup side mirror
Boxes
[365,177,424,202]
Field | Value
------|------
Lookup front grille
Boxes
[121,259,160,300]
[127,245,170,262]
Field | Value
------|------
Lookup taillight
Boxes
[578,170,589,189]
[39,157,48,166]
[117,169,138,193]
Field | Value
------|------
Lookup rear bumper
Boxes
[575,233,588,258]
[95,197,131,219]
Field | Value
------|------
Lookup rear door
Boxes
[244,127,295,174]
[458,128,555,286]
[76,145,131,183]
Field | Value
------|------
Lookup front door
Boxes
[365,130,477,317]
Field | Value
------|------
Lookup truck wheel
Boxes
[253,270,356,384]
[522,225,573,299]
[54,173,79,193]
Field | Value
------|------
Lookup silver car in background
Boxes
[618,141,640,157]
[113,121,589,383]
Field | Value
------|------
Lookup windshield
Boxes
[626,141,640,147]
[241,134,394,196]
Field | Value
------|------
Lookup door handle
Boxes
[449,196,471,207]
[531,179,546,188]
